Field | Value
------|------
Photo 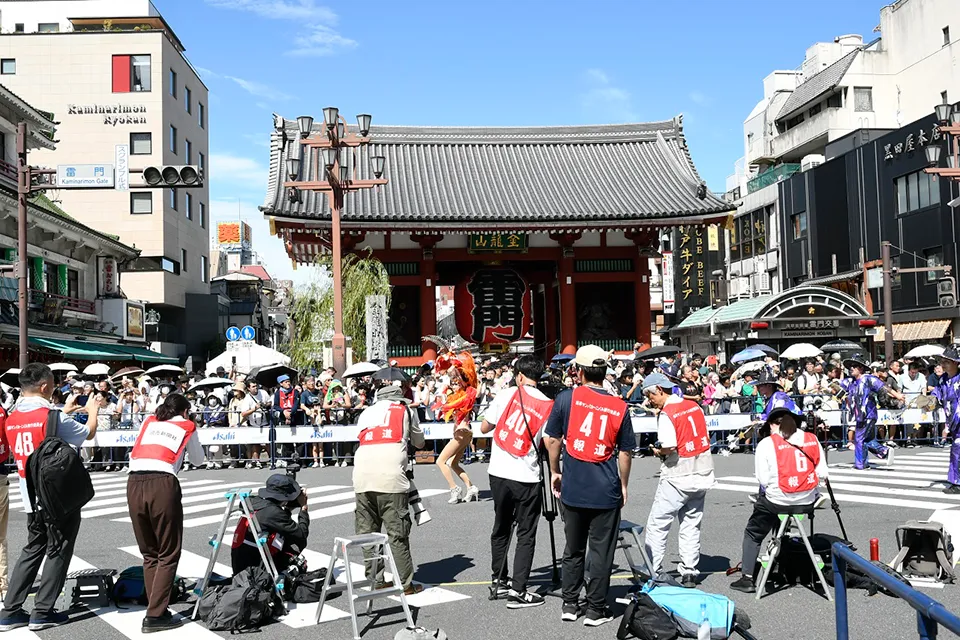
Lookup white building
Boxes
[0,0,215,360]
[723,0,958,300]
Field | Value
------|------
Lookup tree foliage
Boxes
[286,252,391,370]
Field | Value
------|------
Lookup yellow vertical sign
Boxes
[707,225,719,251]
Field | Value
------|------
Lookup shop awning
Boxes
[104,344,179,364]
[29,338,178,363]
[804,269,862,286]
[873,319,951,342]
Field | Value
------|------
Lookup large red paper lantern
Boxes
[454,268,531,344]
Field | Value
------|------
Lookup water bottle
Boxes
[698,602,710,640]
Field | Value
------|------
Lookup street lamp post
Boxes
[924,102,960,182]
[283,109,387,375]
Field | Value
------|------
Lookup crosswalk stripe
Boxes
[713,482,954,511]
[717,475,960,502]
[8,479,222,510]
[83,484,236,518]
[827,467,951,481]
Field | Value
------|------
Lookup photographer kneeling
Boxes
[231,474,309,576]
[730,405,828,593]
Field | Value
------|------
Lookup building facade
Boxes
[0,0,213,358]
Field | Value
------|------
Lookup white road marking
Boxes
[712,482,954,511]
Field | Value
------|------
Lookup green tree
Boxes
[286,252,391,370]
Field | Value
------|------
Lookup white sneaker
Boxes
[464,485,480,502]
[245,462,253,469]
[276,460,287,468]
[448,486,463,504]
[310,462,320,468]
[339,460,348,468]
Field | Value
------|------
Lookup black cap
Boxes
[765,405,802,426]
[843,354,870,370]
[756,369,782,389]
[942,345,960,363]
[259,474,302,503]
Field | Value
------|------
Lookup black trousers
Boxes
[741,494,814,577]
[4,510,82,613]
[561,504,620,613]
[489,475,542,592]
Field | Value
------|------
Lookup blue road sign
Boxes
[240,325,256,341]
[225,326,241,342]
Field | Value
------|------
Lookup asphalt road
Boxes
[5,447,959,640]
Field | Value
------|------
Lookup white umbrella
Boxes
[903,344,945,359]
[82,363,111,376]
[49,362,78,373]
[780,343,822,360]
[732,361,766,379]
[0,368,20,387]
[189,377,235,393]
[145,364,184,376]
[342,362,381,379]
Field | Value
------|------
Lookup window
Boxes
[169,125,177,154]
[130,192,152,214]
[185,192,193,220]
[112,55,151,92]
[854,87,873,112]
[945,26,951,47]
[198,151,205,175]
[201,255,209,283]
[185,139,192,164]
[0,59,15,75]
[67,269,79,299]
[181,249,188,273]
[925,247,944,283]
[169,188,177,210]
[792,211,808,240]
[44,262,58,294]
[786,113,804,130]
[827,93,842,108]
[126,256,179,275]
[891,256,902,289]
[199,201,206,228]
[185,86,191,113]
[130,132,152,155]
[169,68,177,98]
[809,103,822,117]
[37,22,59,32]
[13,24,23,33]
[895,169,941,215]
[198,102,205,129]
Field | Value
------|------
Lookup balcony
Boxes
[769,108,848,161]
[29,289,95,315]
[747,164,801,194]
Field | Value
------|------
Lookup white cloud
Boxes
[286,23,357,57]
[204,0,337,21]
[194,66,218,80]
[243,133,272,149]
[580,69,637,122]
[689,91,710,106]
[224,76,293,102]
[209,153,269,191]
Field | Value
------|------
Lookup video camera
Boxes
[286,451,302,480]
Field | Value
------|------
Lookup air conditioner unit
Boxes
[748,164,760,176]
[729,278,740,297]
[801,154,825,172]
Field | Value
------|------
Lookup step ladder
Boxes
[618,520,656,583]
[756,513,832,601]
[191,489,286,620]
[315,533,414,640]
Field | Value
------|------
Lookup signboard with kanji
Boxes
[671,225,723,317]
[468,232,528,253]
[454,268,532,344]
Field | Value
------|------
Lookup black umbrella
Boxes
[373,367,410,384]
[635,345,680,360]
[820,339,864,353]
[249,363,299,387]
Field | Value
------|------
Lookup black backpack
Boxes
[25,409,95,552]
[617,592,678,640]
[890,521,956,583]
[198,566,283,632]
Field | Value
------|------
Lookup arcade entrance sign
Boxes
[454,268,531,344]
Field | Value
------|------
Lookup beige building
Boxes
[0,0,214,359]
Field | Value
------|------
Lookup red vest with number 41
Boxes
[5,407,49,478]
[565,387,627,463]
[771,432,820,493]
[660,399,710,458]
[494,388,554,457]
[358,403,406,446]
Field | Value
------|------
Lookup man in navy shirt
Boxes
[545,345,636,628]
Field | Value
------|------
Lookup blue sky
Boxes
[156,0,883,284]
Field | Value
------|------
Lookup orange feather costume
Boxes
[432,351,479,425]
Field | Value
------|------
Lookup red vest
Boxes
[661,399,710,458]
[494,388,554,457]
[358,403,406,446]
[0,406,8,461]
[278,388,296,411]
[231,513,283,556]
[4,406,48,478]
[131,416,196,465]
[565,386,627,462]
[771,432,820,493]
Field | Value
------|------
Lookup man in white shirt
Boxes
[642,373,715,587]
[796,359,821,395]
[241,380,271,468]
[730,405,828,593]
[480,356,553,609]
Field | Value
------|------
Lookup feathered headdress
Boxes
[425,337,478,424]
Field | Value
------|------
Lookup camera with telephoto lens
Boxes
[286,451,301,479]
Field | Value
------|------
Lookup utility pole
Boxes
[881,241,894,367]
[16,122,28,370]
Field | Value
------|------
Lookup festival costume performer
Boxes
[934,346,960,494]
[432,344,481,503]
[844,354,903,470]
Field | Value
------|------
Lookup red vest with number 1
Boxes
[358,403,406,446]
[771,432,820,493]
[660,399,710,458]
[131,415,196,465]
[4,407,49,478]
[494,388,554,457]
[565,386,627,462]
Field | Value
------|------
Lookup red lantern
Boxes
[454,268,531,344]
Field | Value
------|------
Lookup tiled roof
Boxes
[240,265,272,281]
[873,320,950,342]
[777,49,860,120]
[262,117,733,227]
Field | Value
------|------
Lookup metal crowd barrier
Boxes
[832,543,960,640]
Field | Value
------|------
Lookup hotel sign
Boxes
[67,103,147,126]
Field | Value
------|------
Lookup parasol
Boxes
[780,343,823,360]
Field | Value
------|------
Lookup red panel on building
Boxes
[112,55,130,93]
[454,268,531,344]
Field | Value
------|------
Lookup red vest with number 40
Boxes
[565,387,627,463]
[358,403,406,446]
[5,407,49,478]
[660,400,710,458]
[771,432,820,493]
[494,388,554,457]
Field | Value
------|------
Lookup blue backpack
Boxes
[112,566,188,608]
[642,583,735,639]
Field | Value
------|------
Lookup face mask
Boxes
[208,399,218,407]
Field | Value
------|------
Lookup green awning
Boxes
[29,338,178,364]
[104,343,178,364]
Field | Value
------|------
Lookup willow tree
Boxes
[286,252,391,370]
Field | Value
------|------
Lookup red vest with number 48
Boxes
[131,416,197,465]
[5,407,49,478]
[771,432,820,493]
[358,403,406,446]
[661,400,710,458]
[494,388,554,457]
[565,387,627,463]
